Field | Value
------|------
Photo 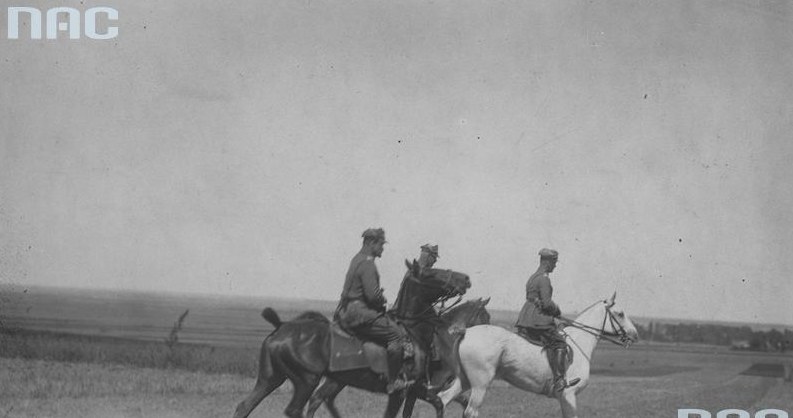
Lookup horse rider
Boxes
[395,243,440,309]
[393,243,440,355]
[419,244,439,269]
[334,228,411,394]
[515,248,580,392]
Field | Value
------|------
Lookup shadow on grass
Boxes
[592,365,700,377]
[740,363,785,378]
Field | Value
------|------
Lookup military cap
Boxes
[420,244,439,258]
[362,228,386,242]
[538,248,559,259]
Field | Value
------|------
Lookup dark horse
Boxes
[305,297,492,418]
[233,260,472,418]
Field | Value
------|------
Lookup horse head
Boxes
[393,259,472,319]
[441,297,491,336]
[602,292,639,347]
[402,259,471,298]
[565,292,639,348]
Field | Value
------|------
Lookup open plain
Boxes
[1,286,791,418]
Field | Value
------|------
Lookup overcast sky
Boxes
[2,0,792,325]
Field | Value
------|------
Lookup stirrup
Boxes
[553,377,581,392]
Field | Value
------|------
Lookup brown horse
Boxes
[233,261,472,418]
[305,297,492,418]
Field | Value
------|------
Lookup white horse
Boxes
[438,293,639,418]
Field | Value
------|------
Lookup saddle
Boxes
[329,322,420,373]
[517,330,575,361]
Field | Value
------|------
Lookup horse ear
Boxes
[404,259,412,270]
[482,297,491,306]
[607,291,616,307]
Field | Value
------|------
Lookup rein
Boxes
[436,294,463,316]
[558,301,631,347]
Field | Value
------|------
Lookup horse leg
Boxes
[437,377,463,407]
[452,390,470,408]
[401,385,444,418]
[401,386,419,418]
[306,378,344,418]
[423,391,446,418]
[233,375,286,418]
[283,370,322,418]
[233,347,286,418]
[462,387,487,418]
[383,390,406,418]
[559,392,578,418]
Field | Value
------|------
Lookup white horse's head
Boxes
[603,292,640,346]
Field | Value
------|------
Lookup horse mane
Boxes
[443,299,478,315]
[442,297,488,316]
[440,297,491,330]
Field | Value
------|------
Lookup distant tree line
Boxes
[634,321,793,352]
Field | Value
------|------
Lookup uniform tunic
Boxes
[336,251,387,329]
[515,270,561,330]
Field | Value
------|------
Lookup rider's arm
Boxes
[358,261,387,309]
[537,275,561,317]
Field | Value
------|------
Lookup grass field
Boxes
[1,285,792,417]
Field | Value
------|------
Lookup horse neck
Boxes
[564,303,607,359]
[392,278,439,318]
[438,302,474,330]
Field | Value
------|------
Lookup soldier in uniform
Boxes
[396,243,439,310]
[417,243,439,270]
[334,228,410,393]
[515,248,580,392]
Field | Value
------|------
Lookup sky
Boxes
[1,0,792,325]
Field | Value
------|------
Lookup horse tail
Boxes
[261,307,282,329]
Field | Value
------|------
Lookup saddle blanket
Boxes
[329,323,388,373]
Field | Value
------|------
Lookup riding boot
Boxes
[386,341,409,394]
[552,348,580,392]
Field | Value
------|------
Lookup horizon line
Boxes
[2,282,791,330]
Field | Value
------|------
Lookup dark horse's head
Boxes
[391,259,472,319]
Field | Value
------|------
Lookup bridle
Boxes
[432,269,465,315]
[391,269,465,321]
[558,300,633,348]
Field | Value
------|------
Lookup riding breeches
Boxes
[351,314,408,381]
[352,314,408,349]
